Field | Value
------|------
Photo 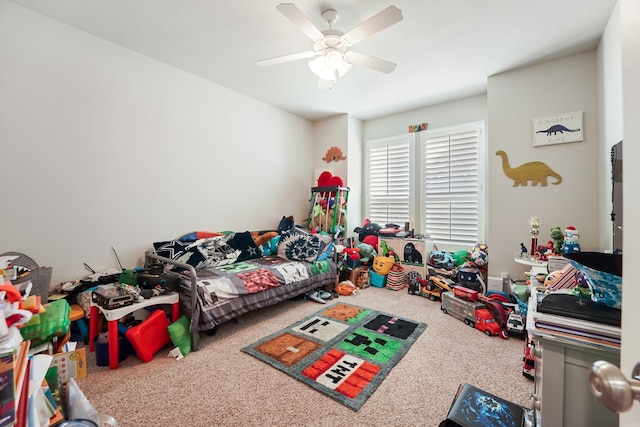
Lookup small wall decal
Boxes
[532,111,583,146]
[496,150,562,187]
[322,146,346,163]
[408,122,428,133]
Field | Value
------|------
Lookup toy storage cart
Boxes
[306,186,349,238]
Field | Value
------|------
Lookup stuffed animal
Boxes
[260,235,281,255]
[254,231,277,248]
[336,280,358,296]
[429,250,455,269]
[278,216,295,234]
[550,226,564,254]
[354,219,381,250]
[355,243,377,265]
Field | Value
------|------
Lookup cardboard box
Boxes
[51,347,87,384]
[349,266,370,289]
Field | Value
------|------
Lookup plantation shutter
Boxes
[367,137,411,225]
[423,125,480,244]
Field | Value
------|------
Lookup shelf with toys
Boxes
[306,172,349,241]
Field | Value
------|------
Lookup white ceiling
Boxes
[9,0,617,121]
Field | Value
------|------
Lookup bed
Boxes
[144,230,338,351]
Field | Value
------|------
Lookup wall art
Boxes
[496,150,562,187]
[532,111,583,146]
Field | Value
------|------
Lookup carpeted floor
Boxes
[241,303,428,411]
[76,286,533,427]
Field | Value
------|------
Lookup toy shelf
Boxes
[307,186,349,238]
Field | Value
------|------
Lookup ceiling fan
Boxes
[257,3,403,89]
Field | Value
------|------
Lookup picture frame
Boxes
[532,111,583,147]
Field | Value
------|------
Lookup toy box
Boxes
[349,266,370,289]
[378,237,431,279]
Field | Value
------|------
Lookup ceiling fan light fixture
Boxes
[324,48,344,70]
[309,54,352,81]
[309,56,335,80]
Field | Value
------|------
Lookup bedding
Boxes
[146,230,338,350]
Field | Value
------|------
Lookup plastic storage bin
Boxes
[94,332,130,366]
[20,299,71,342]
[369,270,387,288]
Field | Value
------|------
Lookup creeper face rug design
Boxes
[242,303,427,411]
[339,328,403,365]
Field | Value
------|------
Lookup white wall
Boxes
[0,2,314,285]
[346,115,363,238]
[363,93,487,142]
[619,0,640,423]
[487,52,600,280]
[312,114,363,240]
[597,0,624,252]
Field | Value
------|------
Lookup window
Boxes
[365,122,485,246]
[365,135,411,226]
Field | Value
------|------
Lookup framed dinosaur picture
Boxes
[532,111,583,146]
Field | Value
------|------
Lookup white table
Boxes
[89,292,180,369]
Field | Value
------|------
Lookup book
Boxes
[441,383,527,427]
[0,349,16,427]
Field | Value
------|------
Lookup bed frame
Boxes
[144,251,337,351]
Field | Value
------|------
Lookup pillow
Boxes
[187,235,240,269]
[277,230,321,262]
[167,315,191,357]
[153,240,206,268]
[227,231,262,262]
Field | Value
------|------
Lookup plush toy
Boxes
[254,231,277,248]
[260,235,281,255]
[469,249,488,267]
[336,280,358,296]
[342,247,361,268]
[550,226,564,254]
[354,219,381,250]
[355,243,377,265]
[452,250,470,267]
[278,216,295,234]
[562,226,581,254]
[429,250,455,269]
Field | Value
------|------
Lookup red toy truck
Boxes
[441,291,502,336]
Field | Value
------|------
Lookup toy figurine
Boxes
[519,243,528,257]
[562,226,581,254]
[550,226,564,254]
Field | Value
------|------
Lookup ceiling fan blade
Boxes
[341,6,403,46]
[345,51,397,74]
[257,50,318,67]
[276,3,325,42]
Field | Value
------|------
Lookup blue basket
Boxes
[369,270,387,288]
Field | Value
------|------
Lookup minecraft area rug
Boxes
[241,303,427,411]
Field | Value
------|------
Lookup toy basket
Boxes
[385,263,405,291]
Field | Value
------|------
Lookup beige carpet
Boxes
[77,287,533,427]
